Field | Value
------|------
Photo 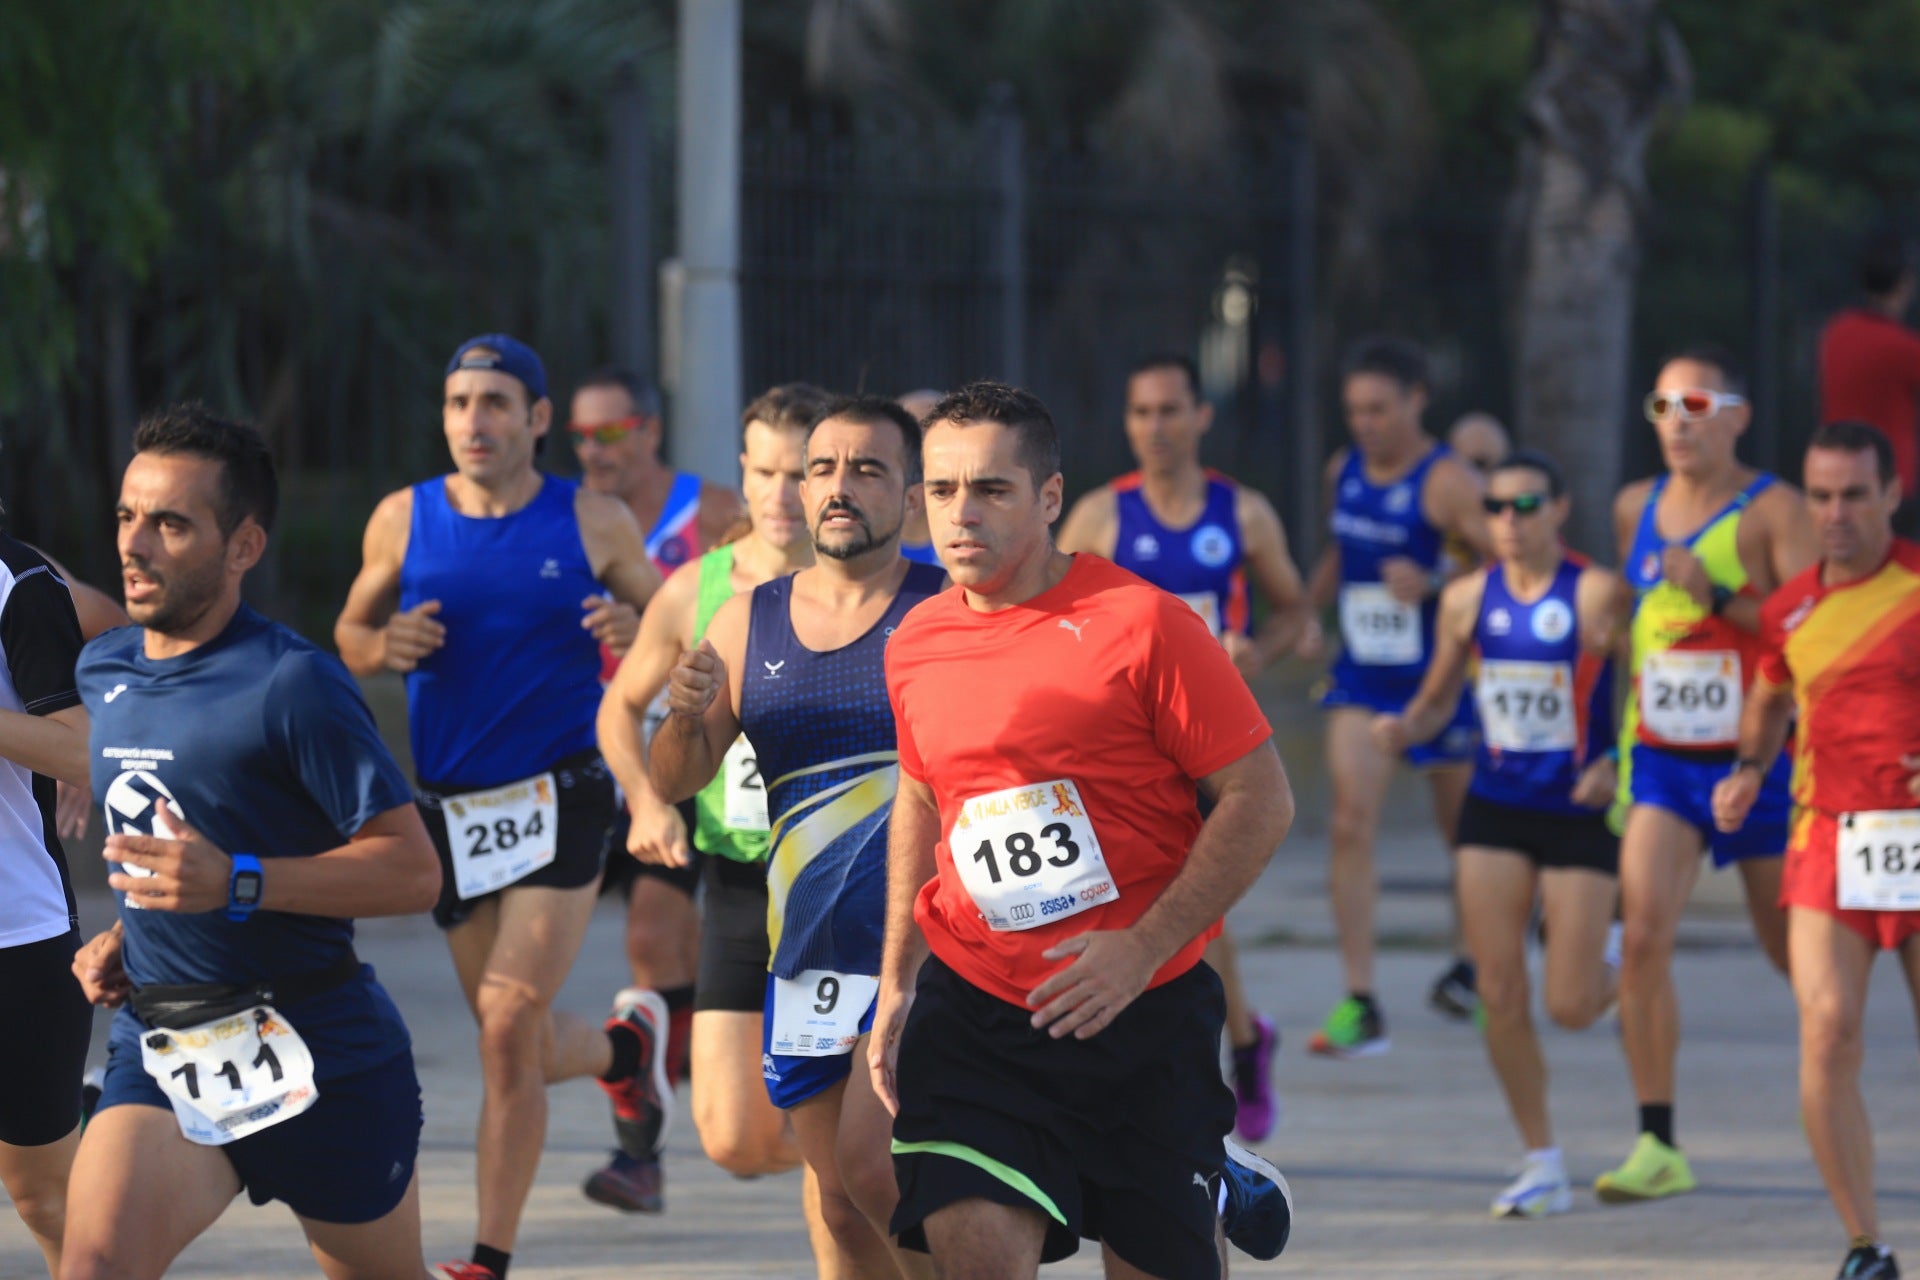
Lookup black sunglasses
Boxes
[1482,493,1549,517]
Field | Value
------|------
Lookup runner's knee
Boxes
[7,1178,65,1246]
[1617,913,1674,977]
[1544,987,1600,1031]
[1475,961,1530,1021]
[475,983,549,1069]
[1328,798,1375,853]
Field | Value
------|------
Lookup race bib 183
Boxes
[139,1005,318,1145]
[444,772,558,901]
[1340,584,1422,665]
[1639,650,1740,746]
[1838,809,1920,912]
[767,969,880,1058]
[1477,659,1577,754]
[949,779,1119,931]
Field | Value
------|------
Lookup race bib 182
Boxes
[950,779,1119,931]
[444,772,558,901]
[1838,809,1920,912]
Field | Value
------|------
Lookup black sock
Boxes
[472,1244,511,1279]
[1350,991,1378,1012]
[1639,1103,1674,1148]
[659,983,694,1012]
[601,1022,641,1084]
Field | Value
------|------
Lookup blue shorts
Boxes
[761,972,877,1110]
[1323,673,1478,767]
[98,1025,422,1224]
[1626,744,1790,868]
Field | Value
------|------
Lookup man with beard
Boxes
[652,396,942,1279]
[63,405,442,1278]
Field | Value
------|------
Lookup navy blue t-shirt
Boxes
[78,604,416,1076]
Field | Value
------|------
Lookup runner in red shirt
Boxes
[875,381,1295,1278]
[1817,231,1920,528]
[1712,421,1920,1280]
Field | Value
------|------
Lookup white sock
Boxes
[1604,922,1624,969]
[1526,1146,1563,1169]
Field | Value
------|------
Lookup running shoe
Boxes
[598,986,672,1159]
[1593,1133,1696,1203]
[437,1263,498,1280]
[1428,956,1478,1021]
[1231,1015,1280,1141]
[1307,996,1389,1058]
[1220,1137,1293,1261]
[583,1150,665,1213]
[1491,1154,1572,1219]
[1838,1242,1900,1278]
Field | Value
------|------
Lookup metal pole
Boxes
[988,84,1027,386]
[609,56,654,389]
[675,0,742,482]
[1285,113,1319,549]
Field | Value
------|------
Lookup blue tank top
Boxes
[1470,559,1615,814]
[1109,470,1250,638]
[399,475,602,789]
[742,562,944,979]
[1330,445,1450,693]
[645,470,705,576]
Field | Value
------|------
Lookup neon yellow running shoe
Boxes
[1593,1133,1696,1203]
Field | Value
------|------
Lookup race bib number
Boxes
[1838,810,1920,911]
[139,1005,318,1145]
[1176,591,1223,639]
[722,736,770,832]
[767,969,879,1058]
[1640,650,1740,746]
[1340,584,1422,665]
[1477,660,1577,753]
[444,772,558,901]
[950,779,1119,932]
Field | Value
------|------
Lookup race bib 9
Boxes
[1340,584,1422,665]
[1477,659,1577,753]
[1838,809,1920,912]
[1639,650,1740,747]
[444,772,558,900]
[949,779,1119,931]
[722,736,770,832]
[767,969,880,1058]
[139,1005,318,1145]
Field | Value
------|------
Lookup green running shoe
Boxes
[1593,1132,1696,1203]
[1307,996,1389,1058]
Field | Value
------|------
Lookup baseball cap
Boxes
[445,333,549,403]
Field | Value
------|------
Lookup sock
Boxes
[601,1021,641,1084]
[1850,1235,1881,1252]
[1350,991,1378,1012]
[1525,1146,1563,1169]
[660,984,695,1081]
[472,1244,511,1279]
[1639,1103,1674,1149]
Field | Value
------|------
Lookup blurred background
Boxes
[4,0,1917,638]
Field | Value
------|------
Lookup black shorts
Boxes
[1456,792,1618,875]
[0,929,90,1145]
[599,799,705,900]
[419,750,616,930]
[891,955,1233,1279]
[694,854,771,1014]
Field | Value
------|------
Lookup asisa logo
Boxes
[1190,525,1233,569]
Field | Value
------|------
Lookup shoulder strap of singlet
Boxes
[649,472,703,539]
[692,543,736,645]
[1475,562,1507,634]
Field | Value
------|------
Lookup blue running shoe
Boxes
[1220,1137,1293,1261]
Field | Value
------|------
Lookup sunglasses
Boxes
[566,415,645,444]
[1482,493,1549,517]
[1643,389,1745,423]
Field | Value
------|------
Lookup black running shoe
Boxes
[1428,957,1478,1021]
[1838,1242,1899,1279]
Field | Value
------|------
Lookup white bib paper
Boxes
[1340,584,1422,665]
[1639,650,1741,746]
[767,969,879,1058]
[1837,809,1920,912]
[1477,659,1578,753]
[722,736,770,832]
[139,1005,318,1145]
[1176,591,1223,639]
[950,779,1120,932]
[443,772,558,901]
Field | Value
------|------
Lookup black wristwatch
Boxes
[227,853,264,922]
[1710,585,1736,614]
[1731,757,1763,777]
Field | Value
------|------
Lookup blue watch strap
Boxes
[227,853,264,922]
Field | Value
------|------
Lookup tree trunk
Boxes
[1511,0,1686,558]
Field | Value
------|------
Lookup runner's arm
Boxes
[0,704,90,787]
[1425,456,1495,568]
[597,563,698,805]
[39,551,129,639]
[1237,487,1314,667]
[1712,674,1795,832]
[1054,488,1118,557]
[1305,451,1345,612]
[334,490,429,675]
[871,771,939,1115]
[648,594,747,803]
[578,489,665,656]
[1387,573,1481,746]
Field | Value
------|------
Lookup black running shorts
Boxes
[419,750,615,930]
[694,854,771,1014]
[891,955,1233,1279]
[0,929,90,1146]
[1455,792,1618,874]
[599,798,705,899]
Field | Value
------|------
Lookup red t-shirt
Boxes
[884,553,1274,1007]
[1818,308,1920,494]
[1757,540,1920,814]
